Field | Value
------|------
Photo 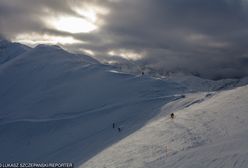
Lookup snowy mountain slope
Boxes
[1,41,248,167]
[0,44,185,165]
[0,38,30,64]
[81,85,248,168]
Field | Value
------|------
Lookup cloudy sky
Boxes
[1,0,248,79]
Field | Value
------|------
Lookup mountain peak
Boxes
[35,44,62,50]
[0,39,31,64]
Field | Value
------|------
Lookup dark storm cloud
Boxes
[99,0,248,79]
[1,0,248,79]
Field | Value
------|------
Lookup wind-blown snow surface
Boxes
[0,41,248,168]
[0,43,184,165]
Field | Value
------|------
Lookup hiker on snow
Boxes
[170,113,175,119]
[118,127,121,132]
[112,122,115,128]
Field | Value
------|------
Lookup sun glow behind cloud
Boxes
[49,16,97,33]
[47,5,108,34]
[13,4,109,46]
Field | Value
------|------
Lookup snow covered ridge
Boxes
[0,40,248,167]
